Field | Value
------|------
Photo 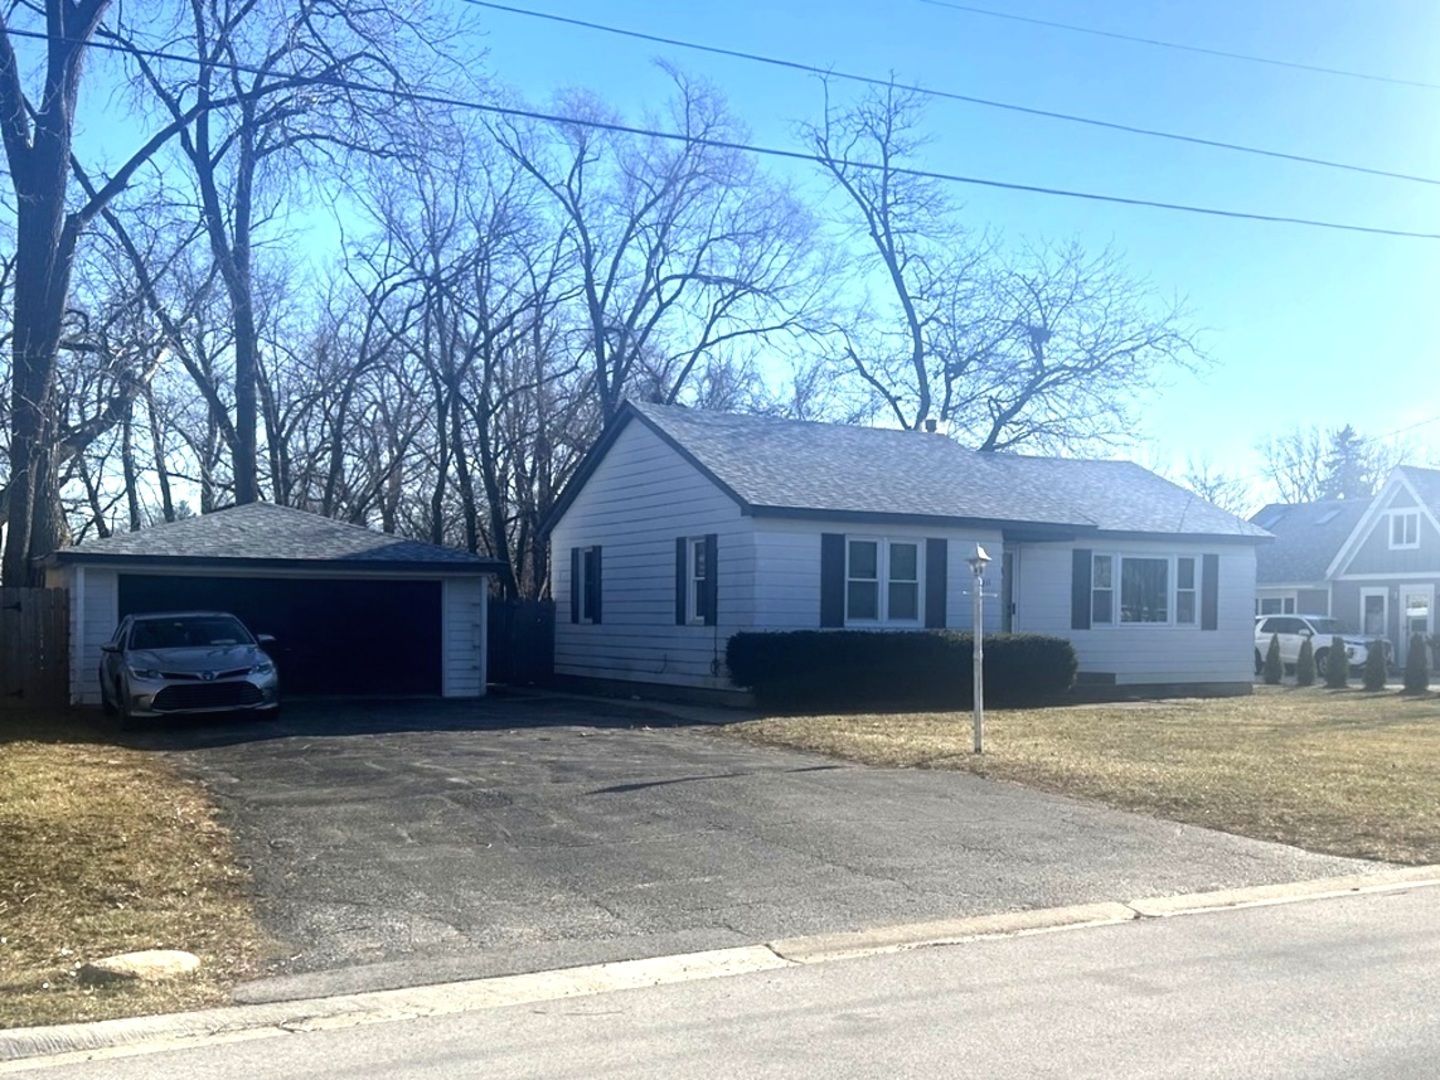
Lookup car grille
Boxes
[152,681,264,712]
[158,667,252,681]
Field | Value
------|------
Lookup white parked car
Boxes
[1254,614,1388,677]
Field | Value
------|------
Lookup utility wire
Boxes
[462,0,1440,188]
[917,0,1440,92]
[8,24,1440,240]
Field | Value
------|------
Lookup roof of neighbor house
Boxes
[45,502,503,574]
[1399,464,1440,513]
[554,401,1269,540]
[1249,496,1372,585]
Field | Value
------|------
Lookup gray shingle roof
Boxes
[1249,497,1371,584]
[625,402,1267,539]
[1399,465,1440,514]
[48,503,501,573]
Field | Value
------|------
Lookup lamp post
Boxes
[968,543,991,754]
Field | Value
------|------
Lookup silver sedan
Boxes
[100,611,280,727]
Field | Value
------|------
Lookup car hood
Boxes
[127,645,270,673]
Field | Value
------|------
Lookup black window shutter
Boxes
[570,547,581,624]
[1071,549,1092,630]
[704,533,718,627]
[675,537,688,625]
[925,538,948,629]
[1201,553,1219,631]
[590,545,603,624]
[820,533,845,628]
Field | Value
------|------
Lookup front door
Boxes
[1398,585,1434,667]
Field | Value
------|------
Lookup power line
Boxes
[462,0,1440,188]
[7,24,1440,240]
[917,0,1440,92]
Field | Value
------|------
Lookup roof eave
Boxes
[45,551,502,575]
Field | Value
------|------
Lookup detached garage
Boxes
[43,503,503,706]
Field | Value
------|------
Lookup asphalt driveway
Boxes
[132,694,1377,1003]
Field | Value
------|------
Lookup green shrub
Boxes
[1323,635,1349,689]
[725,630,1077,710]
[1403,634,1431,695]
[1362,640,1387,691]
[1295,636,1315,686]
[1262,633,1283,685]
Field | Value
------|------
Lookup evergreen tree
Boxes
[1363,640,1388,691]
[1321,425,1376,499]
[1403,634,1432,695]
[1324,635,1350,689]
[1296,636,1316,687]
[1263,634,1284,685]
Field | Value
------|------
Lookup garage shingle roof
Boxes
[47,503,502,574]
[590,402,1267,539]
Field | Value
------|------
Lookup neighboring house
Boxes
[1251,465,1440,668]
[43,503,503,706]
[544,402,1268,699]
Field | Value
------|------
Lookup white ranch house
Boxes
[546,402,1269,699]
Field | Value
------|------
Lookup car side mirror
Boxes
[100,642,120,654]
[256,633,276,647]
[1300,628,1313,637]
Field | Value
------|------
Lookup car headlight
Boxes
[251,661,276,676]
[128,666,163,680]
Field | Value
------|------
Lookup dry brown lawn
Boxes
[0,713,271,1029]
[725,686,1440,866]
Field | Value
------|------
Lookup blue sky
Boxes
[463,0,1440,482]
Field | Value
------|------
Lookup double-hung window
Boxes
[1390,510,1420,550]
[846,538,921,625]
[572,545,601,624]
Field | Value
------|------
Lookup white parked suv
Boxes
[1254,614,1388,677]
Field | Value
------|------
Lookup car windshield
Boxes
[1307,618,1343,635]
[131,616,253,650]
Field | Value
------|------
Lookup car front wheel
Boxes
[1314,648,1331,678]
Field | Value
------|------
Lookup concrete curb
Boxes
[5,865,1439,1070]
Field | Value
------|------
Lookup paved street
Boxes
[125,694,1375,1002]
[10,885,1440,1078]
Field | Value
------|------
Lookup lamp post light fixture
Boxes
[967,543,992,754]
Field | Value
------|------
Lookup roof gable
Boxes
[47,503,501,573]
[550,401,1268,540]
[1323,466,1440,579]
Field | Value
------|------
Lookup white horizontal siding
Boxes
[1017,541,1256,684]
[70,567,119,705]
[550,420,752,690]
[441,577,487,698]
[750,520,1007,632]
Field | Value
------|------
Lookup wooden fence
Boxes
[0,587,70,709]
[488,598,554,687]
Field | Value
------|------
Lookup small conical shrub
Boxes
[1324,635,1349,689]
[1295,636,1316,686]
[1262,633,1283,685]
[1363,640,1387,691]
[1403,633,1431,695]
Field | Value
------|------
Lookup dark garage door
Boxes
[117,575,443,696]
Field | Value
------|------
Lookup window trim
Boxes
[1389,509,1420,550]
[844,536,924,627]
[1089,552,1206,629]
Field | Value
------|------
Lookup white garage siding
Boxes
[1015,541,1256,685]
[550,419,752,690]
[51,565,120,706]
[441,577,488,698]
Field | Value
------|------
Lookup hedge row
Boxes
[726,630,1077,710]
